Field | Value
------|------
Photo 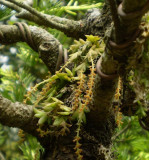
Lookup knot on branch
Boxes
[14,22,36,50]
[118,1,149,20]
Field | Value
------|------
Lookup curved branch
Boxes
[0,24,62,74]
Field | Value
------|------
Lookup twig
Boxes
[112,119,131,141]
[7,0,75,31]
[0,0,21,12]
[0,152,5,160]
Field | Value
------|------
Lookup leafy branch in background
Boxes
[0,66,39,159]
[0,5,13,21]
[0,68,35,102]
[0,43,44,160]
[19,135,43,160]
[113,116,149,160]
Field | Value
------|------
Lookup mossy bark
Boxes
[0,0,149,159]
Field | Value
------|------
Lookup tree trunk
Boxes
[0,0,149,159]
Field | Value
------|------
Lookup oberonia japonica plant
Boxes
[1,0,149,160]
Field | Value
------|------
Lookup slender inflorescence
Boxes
[73,120,83,160]
[81,62,96,112]
[72,71,86,111]
[73,60,96,160]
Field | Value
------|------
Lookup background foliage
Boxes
[0,0,149,159]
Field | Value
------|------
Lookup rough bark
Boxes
[0,95,38,135]
[0,24,61,74]
[0,0,111,39]
[91,0,149,122]
[0,0,149,159]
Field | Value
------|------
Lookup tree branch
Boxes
[2,0,82,39]
[0,94,54,149]
[0,24,62,74]
[0,0,110,39]
[0,95,38,135]
[90,0,149,127]
[0,0,21,12]
[107,0,122,43]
